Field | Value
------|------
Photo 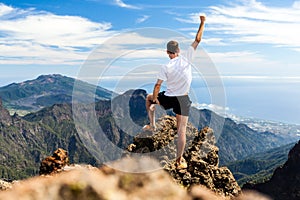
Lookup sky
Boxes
[0,0,300,124]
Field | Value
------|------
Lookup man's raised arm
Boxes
[191,15,206,50]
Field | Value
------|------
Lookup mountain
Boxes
[227,142,295,186]
[243,140,300,200]
[0,87,297,182]
[0,74,113,114]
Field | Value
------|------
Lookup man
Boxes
[143,15,206,169]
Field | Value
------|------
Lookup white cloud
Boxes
[0,4,115,65]
[293,1,300,9]
[177,0,300,50]
[136,15,150,24]
[1,14,112,48]
[85,32,166,63]
[208,51,266,64]
[202,38,226,46]
[192,103,229,114]
[221,75,300,83]
[0,3,174,65]
[114,0,140,9]
[0,3,13,16]
[191,50,272,75]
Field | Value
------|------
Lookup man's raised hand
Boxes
[200,15,206,23]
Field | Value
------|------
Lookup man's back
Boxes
[158,46,194,96]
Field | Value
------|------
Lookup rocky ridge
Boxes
[126,115,241,198]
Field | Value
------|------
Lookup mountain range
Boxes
[0,74,113,115]
[0,74,299,184]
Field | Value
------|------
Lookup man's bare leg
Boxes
[144,94,156,130]
[176,114,188,167]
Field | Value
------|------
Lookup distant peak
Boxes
[32,74,74,85]
[37,74,65,80]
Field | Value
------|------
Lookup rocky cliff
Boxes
[243,140,300,200]
[0,98,12,125]
[126,115,241,198]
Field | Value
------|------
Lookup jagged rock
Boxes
[126,115,241,198]
[0,180,12,191]
[0,98,12,125]
[39,148,70,175]
[243,140,300,200]
[0,157,269,200]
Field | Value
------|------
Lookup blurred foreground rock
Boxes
[0,157,269,200]
[0,157,205,199]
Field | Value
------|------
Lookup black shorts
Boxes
[157,91,192,116]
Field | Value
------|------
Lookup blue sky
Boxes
[0,0,300,123]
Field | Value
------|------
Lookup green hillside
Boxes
[227,142,295,186]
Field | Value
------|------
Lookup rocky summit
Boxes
[126,115,241,198]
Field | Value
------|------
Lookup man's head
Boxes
[167,40,179,59]
[167,40,179,53]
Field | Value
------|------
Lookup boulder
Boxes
[39,148,69,175]
[0,180,12,191]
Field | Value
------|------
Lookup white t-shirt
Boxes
[157,46,195,96]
